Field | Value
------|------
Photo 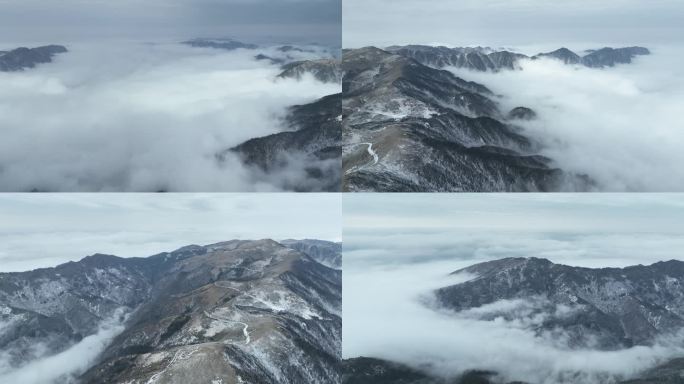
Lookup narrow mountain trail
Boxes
[360,142,379,164]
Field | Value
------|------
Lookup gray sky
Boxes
[0,193,341,272]
[0,0,341,45]
[343,0,684,48]
[344,194,684,269]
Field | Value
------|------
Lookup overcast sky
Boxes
[0,0,341,45]
[344,0,684,48]
[0,193,341,272]
[344,194,684,269]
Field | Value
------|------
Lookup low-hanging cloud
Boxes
[344,244,684,384]
[446,45,684,191]
[0,309,126,384]
[344,195,684,383]
[0,42,339,191]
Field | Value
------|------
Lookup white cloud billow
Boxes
[0,43,339,191]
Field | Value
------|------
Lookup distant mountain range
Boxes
[342,46,592,192]
[0,45,67,72]
[344,258,684,384]
[0,239,341,383]
[385,45,650,71]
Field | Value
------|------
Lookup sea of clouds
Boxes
[0,41,339,191]
[446,45,684,191]
[343,226,684,383]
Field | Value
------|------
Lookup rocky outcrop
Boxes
[0,45,68,72]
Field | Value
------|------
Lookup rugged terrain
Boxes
[342,46,590,192]
[227,92,342,192]
[0,45,68,71]
[0,239,341,383]
[386,45,650,71]
[184,38,343,192]
[344,258,684,384]
[437,258,684,349]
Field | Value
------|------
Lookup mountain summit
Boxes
[0,239,341,383]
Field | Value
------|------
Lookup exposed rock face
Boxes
[436,258,684,349]
[182,38,257,50]
[278,59,343,83]
[342,47,590,192]
[227,93,342,192]
[0,239,341,384]
[387,45,650,71]
[385,45,527,71]
[0,45,68,72]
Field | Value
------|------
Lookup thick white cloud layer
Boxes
[344,194,684,383]
[446,46,684,191]
[0,43,339,191]
[344,261,684,383]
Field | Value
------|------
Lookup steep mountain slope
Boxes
[227,93,342,192]
[437,258,684,349]
[0,45,68,72]
[387,45,650,71]
[0,239,341,384]
[342,47,589,192]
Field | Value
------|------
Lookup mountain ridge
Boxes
[0,239,341,383]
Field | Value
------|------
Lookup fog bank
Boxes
[447,46,684,191]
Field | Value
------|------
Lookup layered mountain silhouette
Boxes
[342,46,591,192]
[0,239,341,383]
[386,45,650,71]
[344,258,684,384]
[182,38,258,51]
[0,45,68,72]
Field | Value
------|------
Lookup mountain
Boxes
[0,45,68,72]
[386,45,527,71]
[436,258,684,349]
[280,239,342,269]
[343,357,523,384]
[278,59,343,83]
[182,38,257,50]
[580,47,651,68]
[0,239,341,383]
[386,45,650,71]
[226,93,342,192]
[533,47,581,65]
[342,47,590,192]
[344,258,684,384]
